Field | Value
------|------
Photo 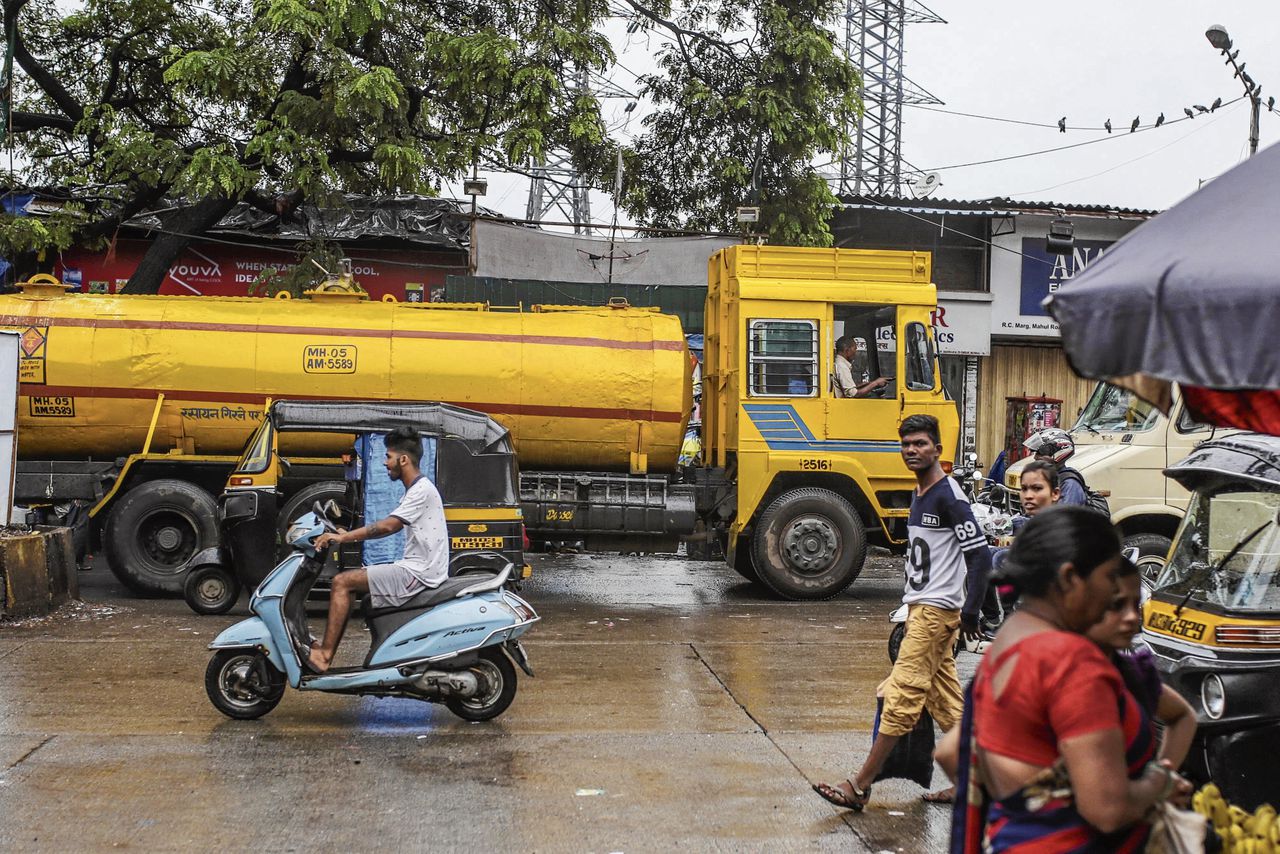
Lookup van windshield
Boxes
[234,421,274,475]
[1076,383,1160,433]
[1154,487,1280,612]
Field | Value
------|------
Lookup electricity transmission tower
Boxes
[525,69,636,234]
[838,0,945,197]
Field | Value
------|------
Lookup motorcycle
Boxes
[204,504,539,722]
[886,502,1016,663]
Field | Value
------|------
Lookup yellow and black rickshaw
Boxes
[182,400,528,614]
[1143,432,1280,810]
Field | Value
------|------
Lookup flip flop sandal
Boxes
[921,789,955,804]
[812,781,871,812]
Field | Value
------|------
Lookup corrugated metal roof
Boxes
[841,194,1159,220]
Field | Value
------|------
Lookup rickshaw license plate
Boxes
[1146,610,1208,641]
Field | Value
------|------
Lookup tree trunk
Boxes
[122,193,237,295]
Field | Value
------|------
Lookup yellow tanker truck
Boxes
[2,245,957,600]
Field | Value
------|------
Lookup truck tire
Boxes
[1123,533,1172,587]
[104,479,219,595]
[751,488,867,600]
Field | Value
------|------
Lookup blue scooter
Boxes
[204,504,538,721]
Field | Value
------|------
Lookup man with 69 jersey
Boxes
[813,413,991,810]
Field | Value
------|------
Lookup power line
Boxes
[1000,107,1230,198]
[918,97,1245,172]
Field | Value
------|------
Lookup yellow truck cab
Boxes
[1008,382,1222,580]
[699,245,959,599]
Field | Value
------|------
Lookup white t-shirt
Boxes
[834,353,858,397]
[389,476,450,587]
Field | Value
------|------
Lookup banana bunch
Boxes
[1192,783,1279,853]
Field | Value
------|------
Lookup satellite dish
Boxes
[911,172,942,197]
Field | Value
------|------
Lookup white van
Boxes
[1006,382,1227,580]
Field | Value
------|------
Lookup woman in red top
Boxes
[938,506,1192,853]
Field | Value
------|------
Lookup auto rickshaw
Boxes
[1142,432,1280,810]
[182,400,528,615]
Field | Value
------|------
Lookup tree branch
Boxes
[11,14,86,123]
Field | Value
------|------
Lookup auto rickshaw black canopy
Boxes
[269,400,512,455]
[1164,432,1280,493]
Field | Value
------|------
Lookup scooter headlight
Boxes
[1201,673,1226,720]
[286,522,309,546]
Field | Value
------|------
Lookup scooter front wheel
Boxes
[445,647,517,722]
[205,649,285,720]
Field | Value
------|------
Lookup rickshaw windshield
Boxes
[1155,487,1280,611]
[234,421,274,476]
[1075,383,1161,433]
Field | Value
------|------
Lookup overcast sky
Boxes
[457,1,1280,226]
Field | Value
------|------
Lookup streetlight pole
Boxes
[1206,24,1263,156]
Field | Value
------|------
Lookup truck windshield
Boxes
[234,421,274,475]
[1154,487,1280,611]
[1075,383,1160,433]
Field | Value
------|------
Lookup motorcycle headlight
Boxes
[1201,673,1226,720]
[286,523,308,545]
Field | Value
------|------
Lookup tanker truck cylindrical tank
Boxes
[0,292,693,473]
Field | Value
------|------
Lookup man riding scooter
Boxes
[308,427,449,673]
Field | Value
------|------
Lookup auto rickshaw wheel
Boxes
[1122,533,1172,586]
[184,564,241,615]
[104,479,219,596]
[276,482,351,560]
[205,649,285,720]
[445,647,518,722]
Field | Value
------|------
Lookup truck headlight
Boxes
[1201,673,1226,720]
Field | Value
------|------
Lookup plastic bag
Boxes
[871,696,936,788]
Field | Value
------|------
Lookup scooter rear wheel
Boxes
[206,649,285,720]
[445,647,517,722]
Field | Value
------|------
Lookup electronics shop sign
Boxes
[1015,238,1112,324]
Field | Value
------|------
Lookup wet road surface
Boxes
[0,549,976,851]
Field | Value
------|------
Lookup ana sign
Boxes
[1019,237,1113,317]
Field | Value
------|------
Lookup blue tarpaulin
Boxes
[358,433,437,565]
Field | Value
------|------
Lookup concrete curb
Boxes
[0,527,80,618]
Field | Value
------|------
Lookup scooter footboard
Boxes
[209,617,286,672]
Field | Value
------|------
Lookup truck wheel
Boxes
[277,482,349,558]
[731,537,760,583]
[104,479,218,595]
[1123,533,1172,586]
[751,488,867,600]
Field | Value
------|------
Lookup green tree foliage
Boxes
[2,0,859,288]
[3,0,613,290]
[618,0,859,245]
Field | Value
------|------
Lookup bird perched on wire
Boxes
[1155,112,1165,127]
[1210,97,1223,112]
[1104,118,1112,133]
[1129,117,1140,133]
[1194,104,1210,113]
[1184,107,1195,119]
[1058,116,1066,133]
[1270,96,1276,111]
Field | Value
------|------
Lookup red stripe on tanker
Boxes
[0,292,693,472]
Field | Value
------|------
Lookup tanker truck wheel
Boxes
[104,479,219,596]
[751,488,866,600]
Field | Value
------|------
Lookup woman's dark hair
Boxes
[1020,459,1059,491]
[385,427,423,467]
[997,505,1120,596]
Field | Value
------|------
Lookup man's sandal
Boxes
[812,780,871,812]
[921,787,955,804]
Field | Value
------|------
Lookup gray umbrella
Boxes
[1045,140,1280,394]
